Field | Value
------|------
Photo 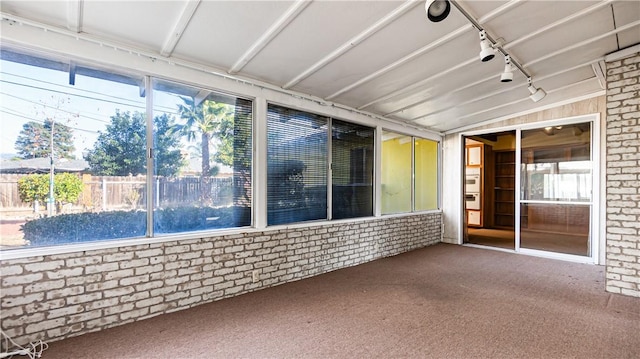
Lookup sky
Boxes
[1,58,146,158]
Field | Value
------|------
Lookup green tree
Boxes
[84,110,184,176]
[18,173,83,212]
[15,119,75,159]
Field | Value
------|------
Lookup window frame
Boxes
[0,43,442,259]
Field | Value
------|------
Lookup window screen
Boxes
[332,120,374,219]
[267,104,328,225]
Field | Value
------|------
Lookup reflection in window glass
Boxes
[332,120,374,219]
[0,48,146,248]
[520,203,589,256]
[521,123,591,202]
[267,104,327,225]
[152,79,253,234]
[381,131,411,214]
[415,138,438,211]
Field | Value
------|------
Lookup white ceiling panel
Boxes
[483,1,601,45]
[241,0,401,86]
[0,1,67,28]
[291,3,469,98]
[619,27,640,49]
[507,7,615,66]
[82,1,185,50]
[613,1,640,27]
[460,1,512,20]
[171,1,295,69]
[525,37,620,77]
[1,0,637,134]
[335,29,484,108]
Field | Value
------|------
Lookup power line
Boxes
[0,91,110,124]
[0,78,147,110]
[0,109,99,134]
[0,73,180,114]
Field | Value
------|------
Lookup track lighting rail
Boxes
[425,0,545,102]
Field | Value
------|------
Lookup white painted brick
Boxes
[0,265,23,276]
[47,305,84,319]
[104,303,134,316]
[45,267,84,279]
[85,262,119,274]
[2,293,44,307]
[2,273,43,286]
[135,248,163,258]
[120,308,149,321]
[120,274,150,286]
[24,279,65,294]
[23,260,65,272]
[25,318,65,334]
[104,269,134,281]
[103,286,135,298]
[2,313,45,327]
[85,297,120,310]
[66,292,103,305]
[66,256,101,267]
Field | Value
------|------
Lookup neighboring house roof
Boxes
[0,158,89,174]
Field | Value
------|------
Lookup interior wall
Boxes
[0,213,442,346]
[442,95,607,264]
[604,51,640,297]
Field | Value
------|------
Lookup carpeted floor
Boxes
[42,243,639,359]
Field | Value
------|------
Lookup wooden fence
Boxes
[0,174,233,215]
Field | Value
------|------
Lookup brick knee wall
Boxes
[0,212,441,347]
[605,52,640,297]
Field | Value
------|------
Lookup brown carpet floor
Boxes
[42,243,639,359]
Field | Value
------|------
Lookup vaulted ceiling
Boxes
[1,0,638,133]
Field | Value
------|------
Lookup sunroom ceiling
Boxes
[1,0,638,133]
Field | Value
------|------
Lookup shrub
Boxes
[17,173,83,210]
[22,205,246,246]
[22,210,147,246]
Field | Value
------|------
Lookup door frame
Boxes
[458,113,601,264]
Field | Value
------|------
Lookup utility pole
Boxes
[48,118,55,217]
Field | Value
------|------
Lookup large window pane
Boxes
[415,138,438,211]
[152,79,252,234]
[381,131,411,214]
[267,104,327,225]
[520,203,590,256]
[521,123,591,202]
[0,47,146,248]
[332,120,374,219]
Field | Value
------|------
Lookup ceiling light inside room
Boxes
[425,0,451,22]
[500,55,514,82]
[527,78,546,102]
[478,30,495,62]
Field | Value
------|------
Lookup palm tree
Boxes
[177,97,232,204]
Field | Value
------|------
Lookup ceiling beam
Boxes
[591,61,606,90]
[282,0,419,90]
[160,0,201,57]
[324,0,523,101]
[228,0,311,75]
[66,0,84,33]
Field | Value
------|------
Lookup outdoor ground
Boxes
[0,219,27,248]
